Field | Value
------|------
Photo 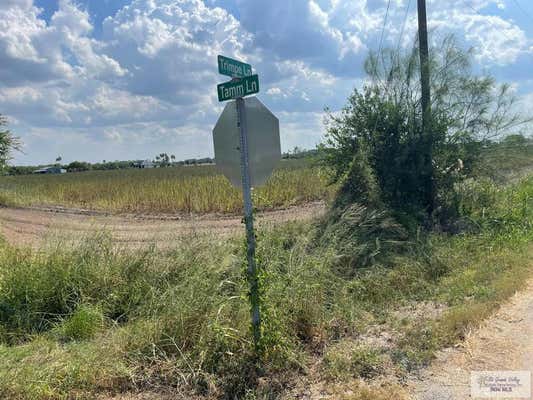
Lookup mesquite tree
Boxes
[321,35,529,223]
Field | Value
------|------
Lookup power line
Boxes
[385,0,413,86]
[373,0,392,83]
[508,0,533,25]
[378,0,392,52]
[367,0,393,157]
[464,2,528,46]
[463,0,532,82]
[371,0,413,87]
[396,0,412,54]
[369,0,411,137]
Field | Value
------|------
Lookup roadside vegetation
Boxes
[0,169,530,399]
[0,159,333,214]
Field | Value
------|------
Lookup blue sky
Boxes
[1,0,532,165]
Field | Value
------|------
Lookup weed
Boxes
[324,341,385,379]
[52,304,105,341]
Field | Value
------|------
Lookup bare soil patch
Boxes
[0,202,325,248]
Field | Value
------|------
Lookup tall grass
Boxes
[0,175,530,398]
[0,160,333,214]
[478,142,533,180]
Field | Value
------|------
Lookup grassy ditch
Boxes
[0,175,531,399]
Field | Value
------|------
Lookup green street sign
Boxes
[217,74,259,102]
[218,55,252,78]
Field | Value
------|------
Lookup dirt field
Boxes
[0,202,326,248]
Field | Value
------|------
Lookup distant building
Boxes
[33,166,67,174]
[135,160,154,169]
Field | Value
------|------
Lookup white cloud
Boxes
[0,0,33,10]
[266,87,282,96]
[277,111,325,150]
[51,0,92,36]
[0,86,42,103]
[101,0,254,107]
[429,0,532,65]
[90,86,162,118]
[465,17,528,64]
[0,0,127,85]
[0,6,47,64]
[103,128,123,143]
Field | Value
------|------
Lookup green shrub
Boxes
[52,304,104,341]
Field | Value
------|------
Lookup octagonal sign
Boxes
[213,97,280,188]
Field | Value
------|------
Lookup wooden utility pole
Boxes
[416,0,434,215]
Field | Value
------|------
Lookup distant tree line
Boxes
[0,114,323,176]
[4,157,218,175]
[4,135,530,177]
[174,157,213,166]
[282,147,320,159]
[4,147,328,176]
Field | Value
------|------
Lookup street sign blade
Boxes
[217,74,259,102]
[218,55,252,78]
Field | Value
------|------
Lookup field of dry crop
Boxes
[0,159,334,214]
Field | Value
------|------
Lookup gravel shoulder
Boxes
[409,276,533,399]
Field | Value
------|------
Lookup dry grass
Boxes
[0,160,334,214]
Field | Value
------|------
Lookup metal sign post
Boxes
[236,97,261,350]
[213,55,280,353]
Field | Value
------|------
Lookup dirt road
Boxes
[0,202,325,248]
[410,278,533,399]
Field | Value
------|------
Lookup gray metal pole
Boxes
[236,97,261,351]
